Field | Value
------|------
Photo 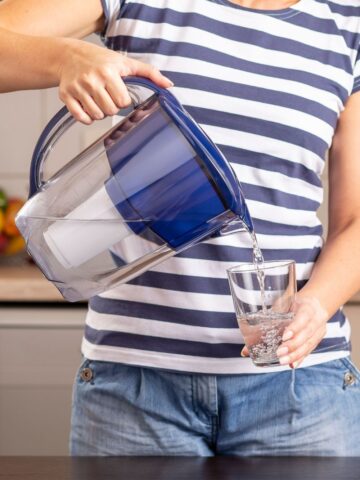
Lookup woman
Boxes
[1,0,360,456]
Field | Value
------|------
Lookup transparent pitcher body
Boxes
[16,78,253,302]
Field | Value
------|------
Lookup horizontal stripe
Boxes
[323,0,360,19]
[230,164,322,204]
[117,18,353,87]
[90,297,238,327]
[84,323,349,358]
[128,270,232,294]
[238,182,321,212]
[122,2,352,65]
[243,199,321,227]
[218,145,322,188]
[176,244,321,262]
[314,337,350,353]
[84,324,245,357]
[86,309,346,344]
[249,218,323,236]
[113,37,349,104]
[91,293,346,326]
[286,10,359,49]
[127,0,354,55]
[146,256,315,279]
[169,72,337,127]
[145,52,345,110]
[179,87,334,144]
[125,271,310,295]
[81,336,351,374]
[204,232,324,250]
[202,124,325,174]
[297,0,360,30]
[189,107,329,159]
[87,309,243,342]
[98,284,234,312]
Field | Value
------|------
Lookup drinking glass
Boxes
[227,260,296,367]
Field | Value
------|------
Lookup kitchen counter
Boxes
[1,262,360,304]
[0,262,64,302]
[0,456,359,480]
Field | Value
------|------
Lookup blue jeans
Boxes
[70,356,360,456]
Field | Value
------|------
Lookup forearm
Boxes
[299,218,360,317]
[0,27,73,92]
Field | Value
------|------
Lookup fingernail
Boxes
[282,330,293,342]
[240,349,246,357]
[279,356,290,365]
[291,361,298,369]
[276,346,288,357]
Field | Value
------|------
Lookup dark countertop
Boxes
[0,456,359,480]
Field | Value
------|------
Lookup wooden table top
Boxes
[0,456,359,480]
[0,262,64,302]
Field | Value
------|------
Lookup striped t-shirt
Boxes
[82,0,360,374]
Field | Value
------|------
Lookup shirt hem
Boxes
[81,337,350,375]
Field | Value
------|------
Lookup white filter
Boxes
[44,185,132,269]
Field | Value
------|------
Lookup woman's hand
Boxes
[274,295,329,368]
[241,295,329,368]
[58,39,173,124]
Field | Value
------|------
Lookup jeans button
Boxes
[80,367,93,382]
[344,371,355,387]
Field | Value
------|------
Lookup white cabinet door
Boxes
[0,306,86,455]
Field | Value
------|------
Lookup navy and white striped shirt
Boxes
[82,0,360,373]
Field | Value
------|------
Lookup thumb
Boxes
[241,346,250,357]
[127,59,174,88]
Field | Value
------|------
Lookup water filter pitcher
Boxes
[16,77,253,302]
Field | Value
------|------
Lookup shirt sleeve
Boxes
[99,0,123,40]
[351,48,360,95]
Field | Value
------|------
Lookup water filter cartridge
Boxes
[43,185,132,269]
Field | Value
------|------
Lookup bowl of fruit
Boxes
[0,188,26,257]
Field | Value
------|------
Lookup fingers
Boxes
[61,66,173,123]
[276,296,328,366]
[105,75,132,109]
[76,93,105,121]
[63,96,93,125]
[290,356,306,369]
[128,58,174,88]
[241,345,250,357]
[91,87,122,117]
[58,41,174,123]
[277,326,325,366]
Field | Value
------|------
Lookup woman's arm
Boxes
[0,0,173,123]
[0,0,105,38]
[274,91,360,367]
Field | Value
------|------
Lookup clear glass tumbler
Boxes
[227,260,297,367]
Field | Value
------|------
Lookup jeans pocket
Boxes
[338,356,360,385]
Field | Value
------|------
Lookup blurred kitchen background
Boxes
[0,34,359,457]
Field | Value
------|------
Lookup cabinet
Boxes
[0,305,86,455]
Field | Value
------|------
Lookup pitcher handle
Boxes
[29,76,175,197]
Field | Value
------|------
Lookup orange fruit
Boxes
[3,198,24,237]
[3,236,25,255]
[0,209,4,234]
